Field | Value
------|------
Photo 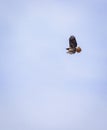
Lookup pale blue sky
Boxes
[0,0,107,130]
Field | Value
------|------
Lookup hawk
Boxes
[66,35,81,54]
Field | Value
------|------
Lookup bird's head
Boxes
[76,47,82,53]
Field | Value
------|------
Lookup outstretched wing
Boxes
[69,35,77,48]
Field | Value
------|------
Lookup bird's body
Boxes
[66,47,76,54]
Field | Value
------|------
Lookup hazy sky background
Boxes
[0,0,107,130]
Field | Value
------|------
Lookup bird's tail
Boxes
[66,48,70,50]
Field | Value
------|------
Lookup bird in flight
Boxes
[66,35,82,54]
